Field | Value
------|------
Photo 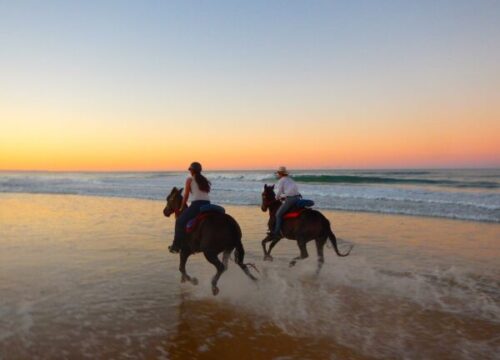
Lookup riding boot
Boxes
[171,213,189,254]
[168,241,180,253]
[168,235,183,254]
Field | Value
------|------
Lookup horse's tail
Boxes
[224,214,258,281]
[234,238,245,264]
[226,214,242,241]
[234,239,259,281]
[328,227,353,257]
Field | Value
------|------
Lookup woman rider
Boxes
[168,162,211,253]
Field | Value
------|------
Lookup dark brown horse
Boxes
[163,187,257,295]
[261,184,352,274]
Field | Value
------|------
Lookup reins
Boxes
[173,192,185,219]
[263,192,280,216]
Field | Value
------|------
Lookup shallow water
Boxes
[0,194,499,359]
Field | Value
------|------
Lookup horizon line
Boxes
[1,166,499,173]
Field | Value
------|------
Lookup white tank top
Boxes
[190,176,210,201]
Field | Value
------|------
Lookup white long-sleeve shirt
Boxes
[275,176,300,200]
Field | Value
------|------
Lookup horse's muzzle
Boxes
[163,207,173,217]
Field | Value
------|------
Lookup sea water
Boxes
[1,169,499,222]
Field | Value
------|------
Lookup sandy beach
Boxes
[1,193,498,359]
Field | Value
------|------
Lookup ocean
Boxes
[1,169,499,222]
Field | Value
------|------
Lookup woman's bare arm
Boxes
[181,178,192,210]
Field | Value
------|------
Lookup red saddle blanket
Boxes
[283,208,306,219]
[186,213,211,233]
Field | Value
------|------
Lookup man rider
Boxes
[270,166,301,239]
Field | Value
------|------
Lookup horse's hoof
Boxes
[181,276,187,283]
[289,261,296,268]
[212,286,219,296]
[263,255,273,261]
[191,277,199,286]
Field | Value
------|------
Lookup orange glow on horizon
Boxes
[1,122,498,171]
[1,97,499,171]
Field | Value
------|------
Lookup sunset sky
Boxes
[1,0,499,171]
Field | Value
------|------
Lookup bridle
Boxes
[165,191,184,218]
[261,189,278,212]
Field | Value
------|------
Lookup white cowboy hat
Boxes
[275,166,289,175]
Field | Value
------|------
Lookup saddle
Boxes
[185,204,225,233]
[283,199,315,219]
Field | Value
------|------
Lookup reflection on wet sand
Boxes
[167,291,369,360]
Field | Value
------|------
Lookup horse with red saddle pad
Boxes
[163,187,258,295]
[261,184,352,274]
[283,210,304,219]
[185,212,213,233]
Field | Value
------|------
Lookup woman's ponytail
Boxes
[193,172,211,193]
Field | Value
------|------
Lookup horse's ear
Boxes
[179,187,183,193]
[271,185,275,189]
[264,184,267,188]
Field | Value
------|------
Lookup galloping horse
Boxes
[260,184,352,274]
[163,187,257,295]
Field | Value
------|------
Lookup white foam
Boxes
[184,250,500,358]
[1,170,499,222]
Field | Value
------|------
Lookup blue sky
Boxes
[1,1,499,170]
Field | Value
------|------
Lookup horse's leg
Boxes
[262,235,273,261]
[235,257,258,282]
[234,241,258,282]
[204,251,226,296]
[222,249,232,270]
[266,237,283,260]
[261,236,273,261]
[315,237,326,275]
[179,250,198,285]
[289,240,309,268]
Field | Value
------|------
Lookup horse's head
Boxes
[163,187,183,217]
[261,184,276,212]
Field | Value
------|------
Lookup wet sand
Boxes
[1,193,499,359]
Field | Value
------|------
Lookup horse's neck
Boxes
[269,200,280,218]
[174,196,186,219]
[175,209,185,219]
